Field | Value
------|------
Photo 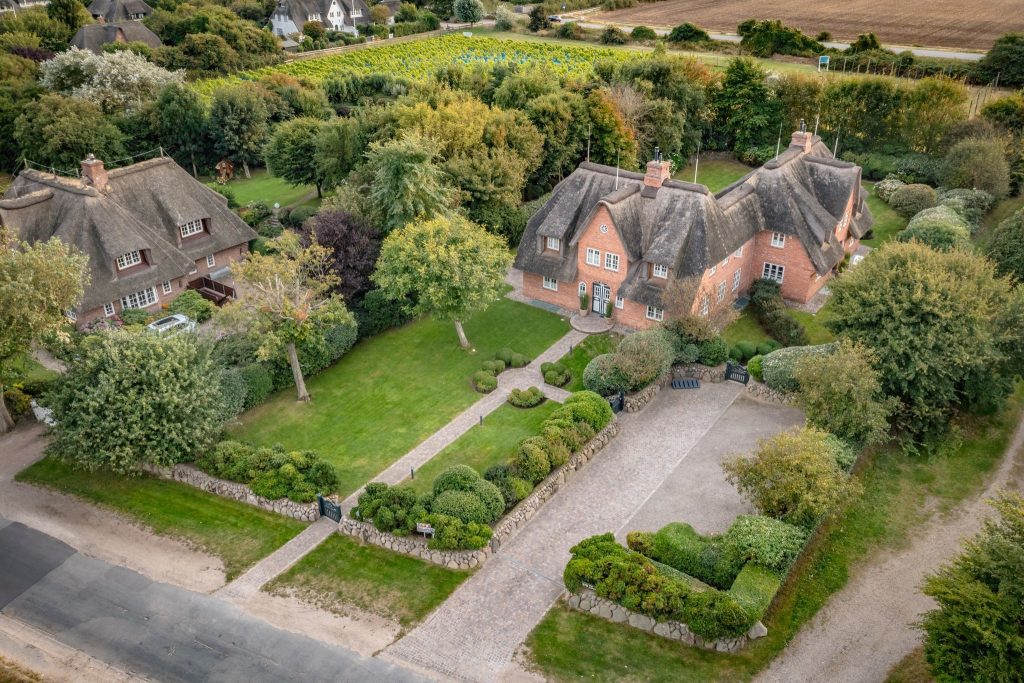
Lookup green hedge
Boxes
[508,386,545,408]
[749,279,808,347]
[196,441,339,502]
[760,342,839,393]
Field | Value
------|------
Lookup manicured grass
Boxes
[406,401,560,494]
[8,353,59,384]
[862,181,908,247]
[789,302,837,345]
[975,194,1024,248]
[558,332,621,392]
[16,458,305,580]
[231,298,570,497]
[265,534,470,627]
[206,168,313,208]
[721,310,773,347]
[525,385,1024,682]
[675,158,753,193]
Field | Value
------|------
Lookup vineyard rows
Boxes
[193,35,629,93]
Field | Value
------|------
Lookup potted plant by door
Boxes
[579,292,589,316]
[605,299,613,318]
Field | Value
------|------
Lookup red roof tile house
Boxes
[514,130,873,329]
[0,155,258,328]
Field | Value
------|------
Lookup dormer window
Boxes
[651,263,668,279]
[771,232,786,248]
[545,236,561,252]
[116,250,142,270]
[180,219,205,239]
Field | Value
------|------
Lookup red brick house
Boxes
[514,130,873,329]
[0,154,258,328]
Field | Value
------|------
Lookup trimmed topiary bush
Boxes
[614,328,674,390]
[431,489,492,525]
[168,290,215,323]
[432,464,481,497]
[540,361,570,387]
[481,359,506,375]
[735,341,757,363]
[508,386,545,408]
[509,352,531,368]
[896,205,972,251]
[755,340,780,356]
[937,188,995,230]
[747,354,764,381]
[889,183,937,217]
[513,437,551,484]
[472,370,497,393]
[582,353,627,396]
[760,342,838,393]
[873,175,906,202]
[556,391,614,432]
[425,513,492,550]
[495,347,514,365]
[698,337,729,366]
[197,441,339,503]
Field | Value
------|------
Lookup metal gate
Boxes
[318,494,341,522]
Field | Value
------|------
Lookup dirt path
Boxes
[757,415,1024,683]
[0,423,225,594]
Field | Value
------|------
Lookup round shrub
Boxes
[747,354,764,381]
[540,361,570,386]
[431,489,491,524]
[240,363,273,409]
[3,388,31,418]
[495,347,514,365]
[560,391,614,432]
[509,352,530,368]
[472,370,497,393]
[542,418,591,454]
[542,432,571,467]
[508,386,545,408]
[600,26,628,44]
[896,207,972,252]
[432,464,481,497]
[631,25,657,41]
[471,478,505,522]
[889,183,937,217]
[873,175,905,202]
[756,340,780,356]
[614,329,674,390]
[937,188,995,229]
[426,513,492,550]
[728,345,743,362]
[698,337,729,366]
[169,289,215,323]
[736,341,757,362]
[513,438,551,484]
[760,342,838,393]
[509,477,533,502]
[583,353,627,396]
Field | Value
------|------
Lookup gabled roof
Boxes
[514,134,872,308]
[0,157,257,312]
[87,0,152,22]
[70,21,161,53]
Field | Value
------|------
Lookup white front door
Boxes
[592,282,610,313]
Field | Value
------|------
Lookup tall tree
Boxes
[0,229,87,433]
[14,93,126,173]
[208,83,270,178]
[47,330,223,472]
[315,116,366,190]
[264,117,326,196]
[225,232,353,401]
[371,214,511,348]
[453,0,482,24]
[304,209,381,300]
[364,132,455,232]
[153,82,208,177]
[46,0,91,34]
[714,57,781,153]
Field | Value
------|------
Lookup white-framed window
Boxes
[578,281,586,296]
[585,248,601,266]
[645,305,664,321]
[604,252,620,272]
[116,250,141,270]
[699,294,710,317]
[771,232,786,248]
[734,246,744,258]
[65,309,77,322]
[121,286,157,310]
[104,302,115,317]
[615,295,624,309]
[651,263,669,279]
[762,262,785,283]
[351,8,361,16]
[545,236,561,251]
[206,254,216,268]
[180,219,204,238]
[542,276,558,291]
[717,281,727,302]
[721,257,729,267]
[709,264,717,275]
[732,270,741,291]
[162,280,172,295]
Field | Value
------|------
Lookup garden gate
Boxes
[318,494,341,522]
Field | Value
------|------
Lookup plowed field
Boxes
[597,0,1022,50]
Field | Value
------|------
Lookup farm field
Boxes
[597,0,1022,51]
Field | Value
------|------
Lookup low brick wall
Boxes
[340,420,621,568]
[566,588,767,654]
[744,380,793,404]
[144,463,331,522]
[674,363,727,383]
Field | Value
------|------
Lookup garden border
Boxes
[337,419,622,569]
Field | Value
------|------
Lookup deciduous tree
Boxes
[364,132,456,232]
[454,0,482,24]
[264,117,327,196]
[304,209,381,300]
[153,82,208,177]
[371,214,511,348]
[208,83,270,178]
[14,93,126,171]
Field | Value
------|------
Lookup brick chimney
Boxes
[81,154,109,190]
[644,147,671,188]
[790,118,814,154]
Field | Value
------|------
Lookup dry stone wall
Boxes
[624,377,668,413]
[338,420,622,568]
[744,380,793,404]
[566,588,767,654]
[674,363,727,383]
[144,463,331,522]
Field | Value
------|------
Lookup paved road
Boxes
[0,518,426,683]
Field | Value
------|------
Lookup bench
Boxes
[671,379,700,390]
[416,522,435,538]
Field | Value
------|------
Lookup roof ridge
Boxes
[106,156,173,179]
[18,169,97,197]
[662,179,708,195]
[0,188,54,209]
[578,161,646,182]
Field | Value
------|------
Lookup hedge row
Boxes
[195,441,339,503]
[760,342,839,393]
[748,279,809,347]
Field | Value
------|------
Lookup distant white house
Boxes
[0,0,50,14]
[270,0,371,37]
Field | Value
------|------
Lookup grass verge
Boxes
[405,401,560,494]
[231,297,569,497]
[558,332,621,392]
[886,646,934,683]
[16,458,305,580]
[524,384,1024,681]
[862,182,908,247]
[265,534,470,628]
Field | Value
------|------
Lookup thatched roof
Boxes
[71,22,161,54]
[0,157,256,312]
[515,135,872,308]
[87,0,153,22]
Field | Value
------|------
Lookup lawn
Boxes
[231,298,570,497]
[16,458,305,580]
[862,181,908,247]
[265,534,470,628]
[789,303,837,345]
[404,401,560,494]
[557,332,621,392]
[525,384,1024,682]
[675,158,753,193]
[206,168,313,208]
[8,353,59,385]
[721,310,773,347]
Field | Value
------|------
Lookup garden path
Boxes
[383,382,749,682]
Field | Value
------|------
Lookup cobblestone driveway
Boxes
[384,381,775,681]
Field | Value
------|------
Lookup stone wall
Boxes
[624,377,668,413]
[744,380,793,404]
[338,420,622,568]
[566,588,767,654]
[674,363,727,383]
[145,463,330,522]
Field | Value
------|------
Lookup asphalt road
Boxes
[0,518,426,683]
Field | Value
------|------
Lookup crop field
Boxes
[597,0,1024,50]
[194,35,625,93]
